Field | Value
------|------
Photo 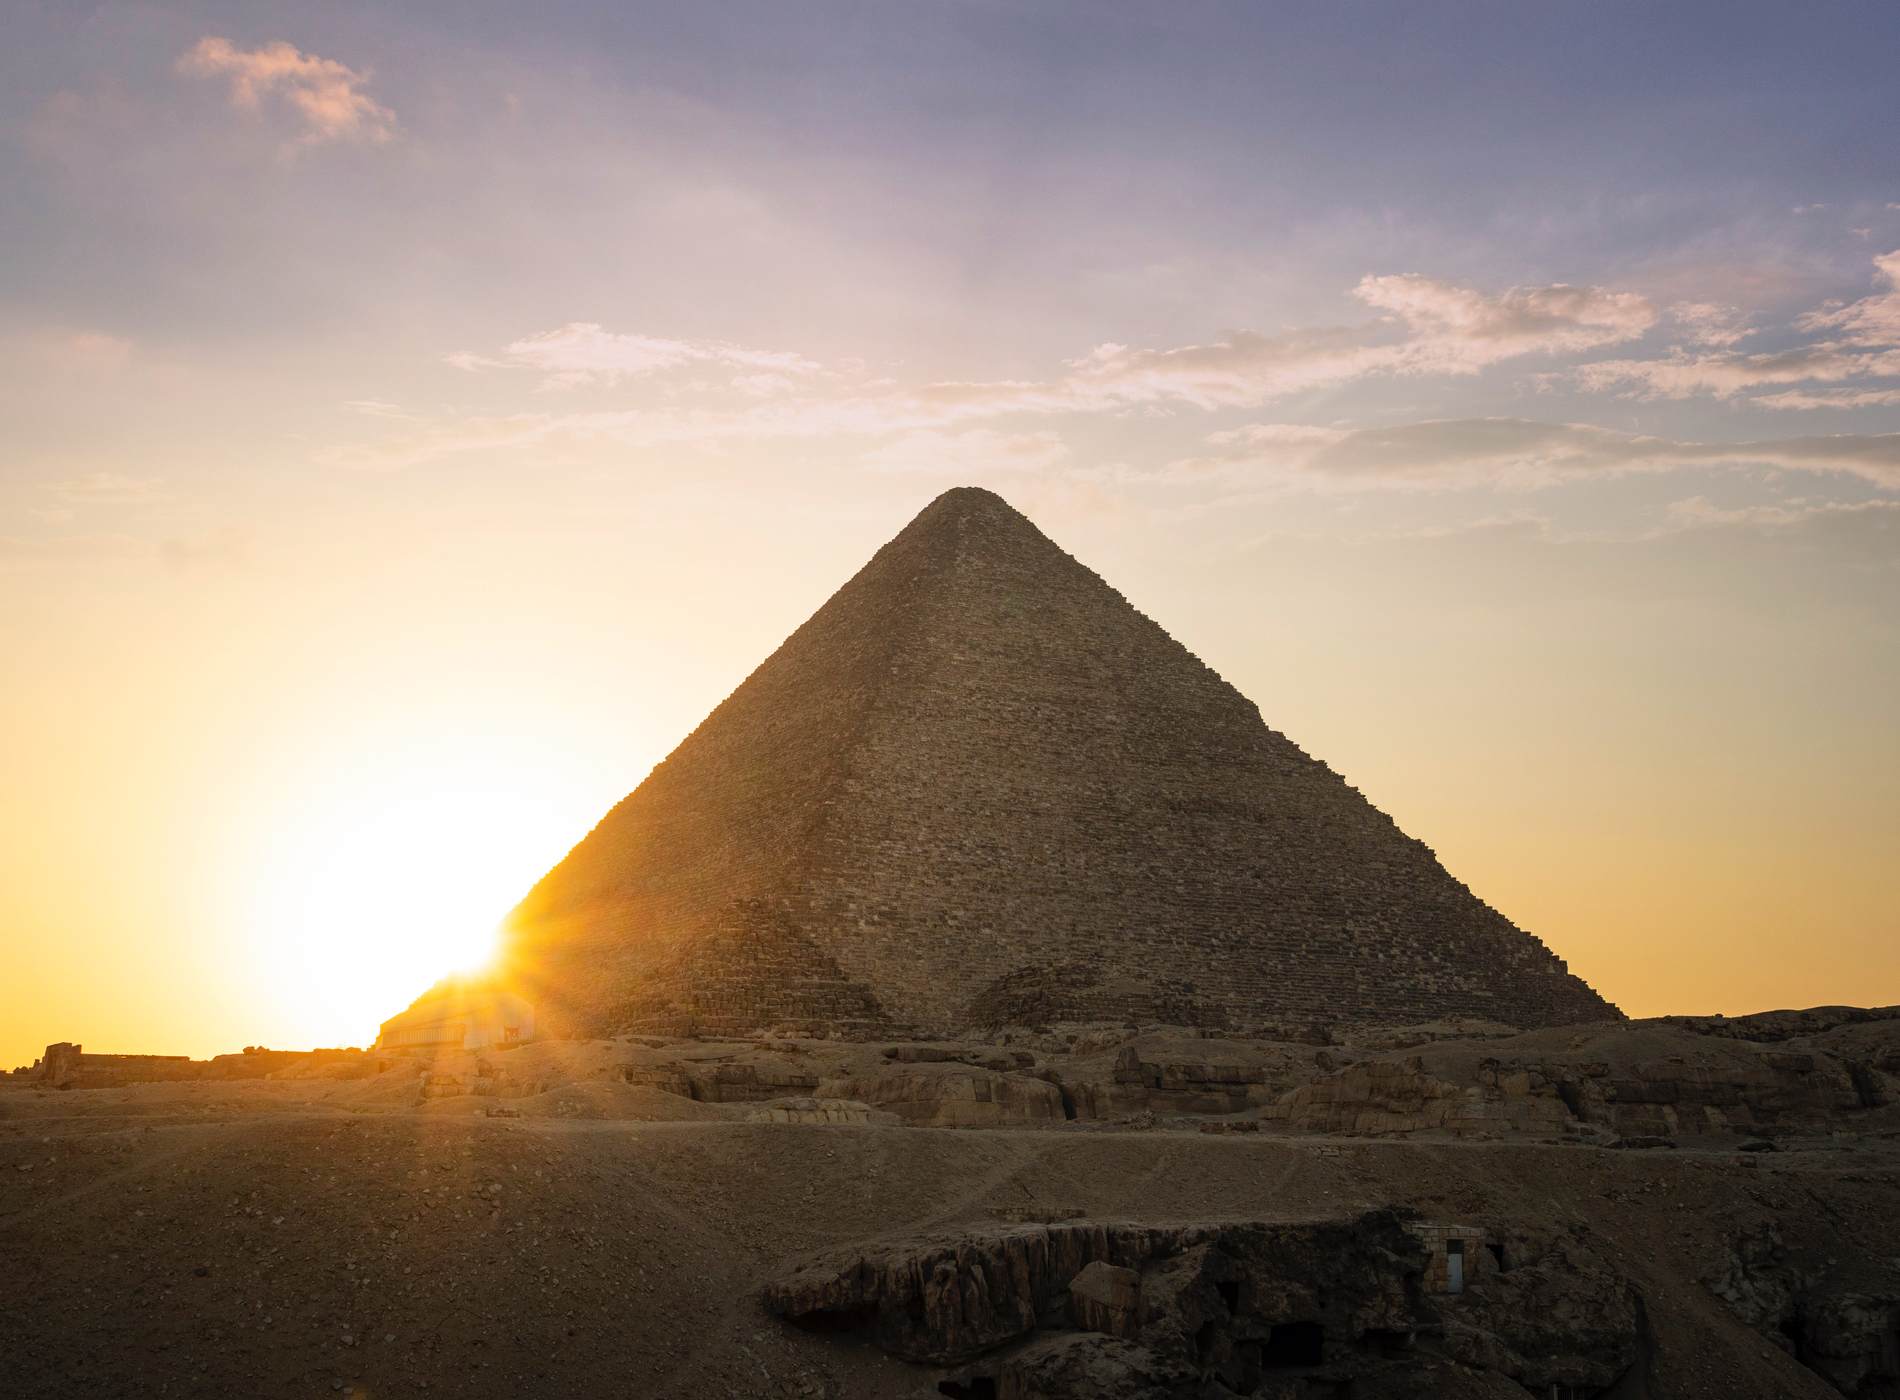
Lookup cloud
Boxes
[439,269,1656,425]
[1796,249,1900,346]
[446,322,822,390]
[1194,416,1900,491]
[1574,343,1896,400]
[1351,274,1656,366]
[1008,275,1654,413]
[1020,327,1393,411]
[178,37,396,146]
[1749,387,1900,411]
[341,399,419,420]
[1668,301,1753,348]
[1572,250,1900,402]
[1661,496,1900,560]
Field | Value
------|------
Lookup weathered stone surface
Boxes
[1442,1229,1643,1392]
[747,1097,898,1125]
[1709,1222,1900,1395]
[987,1333,1194,1399]
[818,1067,1067,1126]
[770,1209,1647,1398]
[1068,1261,1141,1339]
[502,488,1617,1040]
[1263,1057,1575,1138]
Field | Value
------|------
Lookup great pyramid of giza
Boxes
[501,487,1618,1038]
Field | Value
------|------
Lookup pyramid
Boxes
[502,487,1618,1039]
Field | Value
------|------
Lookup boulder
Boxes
[1068,1262,1141,1339]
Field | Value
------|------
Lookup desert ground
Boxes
[4,1011,1898,1399]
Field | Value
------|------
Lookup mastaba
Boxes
[502,487,1618,1039]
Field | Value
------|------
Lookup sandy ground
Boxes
[3,1067,1897,1399]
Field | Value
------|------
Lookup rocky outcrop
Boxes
[747,1097,899,1125]
[626,1061,824,1102]
[1709,1222,1900,1395]
[815,1067,1067,1126]
[1263,1057,1578,1138]
[1550,1052,1866,1137]
[767,1209,1645,1397]
[1067,1261,1141,1340]
[1090,1042,1299,1116]
[1660,1005,1900,1044]
[1442,1228,1644,1393]
[619,1051,1066,1126]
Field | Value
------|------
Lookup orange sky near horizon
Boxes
[3,480,1896,1069]
[4,8,1899,1068]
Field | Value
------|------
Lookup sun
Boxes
[236,740,593,1049]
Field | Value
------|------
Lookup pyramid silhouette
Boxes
[503,487,1617,1038]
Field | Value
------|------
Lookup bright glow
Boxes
[233,737,595,1049]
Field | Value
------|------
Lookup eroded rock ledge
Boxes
[763,1209,1646,1398]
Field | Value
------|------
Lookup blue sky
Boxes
[2,2,1898,1055]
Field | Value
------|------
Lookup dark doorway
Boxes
[1262,1320,1325,1367]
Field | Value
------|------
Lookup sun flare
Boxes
[234,740,595,1049]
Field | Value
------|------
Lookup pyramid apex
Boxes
[919,484,1020,515]
[898,486,1035,544]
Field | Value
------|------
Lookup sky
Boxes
[3,1,1898,1065]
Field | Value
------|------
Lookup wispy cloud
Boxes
[1572,249,1900,404]
[353,261,1898,497]
[1749,387,1900,411]
[1351,274,1655,364]
[341,399,420,421]
[446,323,820,390]
[435,269,1656,434]
[178,37,396,146]
[967,274,1654,413]
[1668,301,1753,348]
[1574,343,1895,400]
[1190,416,1900,490]
[1797,249,1900,346]
[1660,496,1900,561]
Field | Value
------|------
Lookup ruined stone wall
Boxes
[30,1043,199,1089]
[505,488,1617,1039]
